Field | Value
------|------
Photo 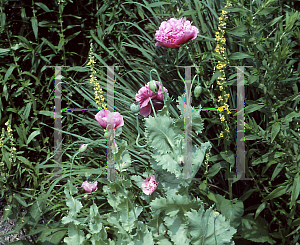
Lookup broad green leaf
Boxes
[31,17,38,40]
[290,172,300,209]
[270,122,280,143]
[22,103,31,121]
[89,203,103,234]
[291,218,300,227]
[254,202,266,219]
[220,150,235,165]
[239,188,258,202]
[182,10,198,16]
[252,151,286,166]
[4,64,16,82]
[57,38,65,52]
[0,48,10,55]
[120,206,143,233]
[229,52,254,60]
[35,2,50,12]
[1,12,6,28]
[176,94,204,135]
[227,25,248,37]
[39,110,54,119]
[186,206,236,245]
[20,71,42,86]
[16,157,32,169]
[150,193,202,217]
[239,214,276,244]
[263,185,287,201]
[206,161,226,177]
[13,193,28,207]
[207,193,244,229]
[283,111,300,124]
[63,223,86,245]
[148,2,171,8]
[64,188,83,216]
[26,130,40,145]
[65,31,81,43]
[256,7,278,15]
[131,221,154,245]
[164,215,190,245]
[271,162,284,181]
[144,115,181,154]
[244,103,265,114]
[3,83,8,101]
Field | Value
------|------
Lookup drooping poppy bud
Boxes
[194,85,202,99]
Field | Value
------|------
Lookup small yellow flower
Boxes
[219,86,223,91]
[219,132,223,138]
[227,110,232,114]
[220,116,225,122]
[218,107,224,112]
[225,128,230,132]
[105,226,110,230]
[217,96,223,102]
[224,104,229,110]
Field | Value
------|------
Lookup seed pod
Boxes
[130,103,140,115]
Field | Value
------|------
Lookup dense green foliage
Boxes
[0,0,300,244]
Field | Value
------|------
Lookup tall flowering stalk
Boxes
[1,120,17,166]
[87,43,107,112]
[214,2,233,201]
[215,3,232,139]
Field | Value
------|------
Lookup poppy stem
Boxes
[148,97,157,118]
[135,115,148,148]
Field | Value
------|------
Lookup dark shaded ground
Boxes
[0,197,39,244]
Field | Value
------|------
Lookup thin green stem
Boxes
[148,97,157,118]
[70,151,79,181]
[135,116,147,148]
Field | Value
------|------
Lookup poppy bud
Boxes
[79,144,88,153]
[149,80,158,93]
[177,156,184,166]
[194,85,202,98]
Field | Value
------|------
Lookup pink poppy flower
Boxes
[95,110,124,129]
[82,181,98,193]
[155,17,199,48]
[135,81,168,117]
[142,175,158,195]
